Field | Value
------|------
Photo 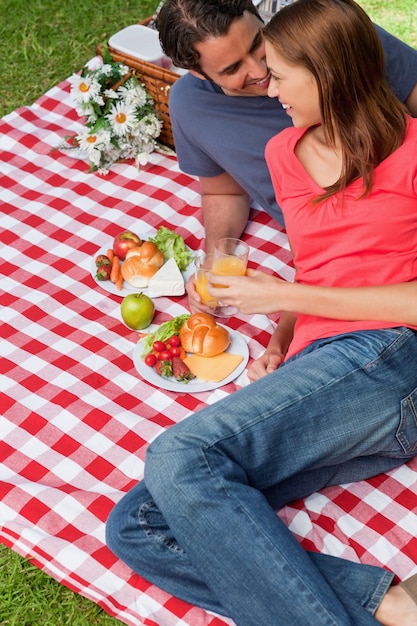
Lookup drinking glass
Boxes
[212,238,249,279]
[194,241,249,316]
[210,238,250,316]
[194,253,219,310]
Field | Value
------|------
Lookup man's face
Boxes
[191,11,270,97]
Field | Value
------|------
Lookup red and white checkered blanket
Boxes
[1,64,416,626]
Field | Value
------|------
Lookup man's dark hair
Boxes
[158,0,261,73]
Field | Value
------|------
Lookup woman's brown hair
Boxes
[264,0,408,201]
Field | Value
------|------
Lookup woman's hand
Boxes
[185,275,205,313]
[186,275,221,315]
[248,311,296,382]
[248,350,286,382]
[207,269,285,315]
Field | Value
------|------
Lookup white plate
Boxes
[91,235,195,298]
[133,326,249,393]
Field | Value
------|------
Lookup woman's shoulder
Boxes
[405,115,417,138]
[265,126,306,161]
[399,117,417,163]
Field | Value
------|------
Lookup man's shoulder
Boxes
[170,73,218,108]
[374,25,417,101]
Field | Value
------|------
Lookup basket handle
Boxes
[148,0,166,29]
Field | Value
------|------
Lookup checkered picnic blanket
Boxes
[1,63,416,626]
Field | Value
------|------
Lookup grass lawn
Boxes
[0,0,160,118]
[0,0,415,625]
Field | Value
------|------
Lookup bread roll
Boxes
[121,241,164,287]
[179,312,230,357]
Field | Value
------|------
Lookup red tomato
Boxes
[169,346,182,357]
[158,350,172,361]
[153,341,166,353]
[167,335,181,347]
[144,354,157,367]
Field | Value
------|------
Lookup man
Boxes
[158,0,417,255]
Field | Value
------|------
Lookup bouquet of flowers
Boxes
[62,50,163,175]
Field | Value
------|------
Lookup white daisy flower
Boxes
[103,88,118,99]
[137,114,163,138]
[76,128,112,153]
[117,82,148,107]
[119,64,130,76]
[86,58,103,72]
[100,63,114,76]
[135,151,152,169]
[135,141,155,167]
[70,74,101,104]
[75,102,95,118]
[106,101,137,137]
[88,147,103,167]
[62,59,161,173]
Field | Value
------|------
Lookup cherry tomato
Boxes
[158,350,172,361]
[169,346,182,357]
[167,335,181,347]
[153,341,166,353]
[144,354,157,367]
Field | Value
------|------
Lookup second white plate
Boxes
[133,327,249,393]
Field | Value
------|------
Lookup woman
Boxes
[106,1,417,623]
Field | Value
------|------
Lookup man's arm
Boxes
[199,172,251,253]
[375,24,417,116]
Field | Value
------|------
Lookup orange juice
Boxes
[212,256,246,277]
[196,270,218,306]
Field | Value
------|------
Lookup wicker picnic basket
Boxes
[99,17,180,151]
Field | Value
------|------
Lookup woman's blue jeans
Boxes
[106,327,417,625]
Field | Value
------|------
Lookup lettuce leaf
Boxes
[141,314,190,357]
[149,226,194,272]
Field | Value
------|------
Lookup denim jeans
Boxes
[106,327,417,626]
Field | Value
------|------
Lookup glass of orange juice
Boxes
[213,238,249,278]
[211,238,250,315]
[194,253,219,310]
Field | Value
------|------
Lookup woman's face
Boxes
[265,41,322,128]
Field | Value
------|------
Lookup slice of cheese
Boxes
[147,257,185,297]
[184,353,243,382]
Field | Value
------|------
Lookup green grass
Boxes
[0,1,415,625]
[0,543,124,625]
[0,0,160,118]
[359,0,416,47]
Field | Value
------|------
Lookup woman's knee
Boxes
[145,427,205,504]
[105,499,123,556]
[105,480,154,559]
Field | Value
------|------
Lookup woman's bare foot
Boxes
[375,580,417,626]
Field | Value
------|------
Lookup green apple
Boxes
[121,293,155,330]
